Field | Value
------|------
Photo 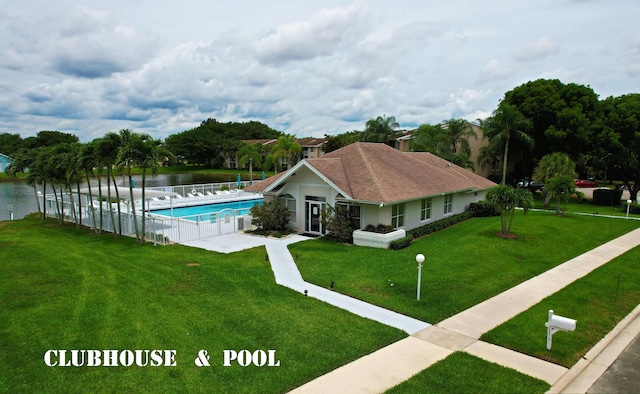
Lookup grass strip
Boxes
[480,244,640,367]
[385,352,550,394]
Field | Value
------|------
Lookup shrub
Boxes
[321,204,356,243]
[250,200,289,231]
[592,188,623,206]
[362,224,394,234]
[389,235,413,250]
[408,212,472,239]
[469,201,500,217]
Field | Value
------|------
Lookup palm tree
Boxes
[5,149,43,217]
[480,103,534,185]
[138,135,173,245]
[486,184,534,236]
[79,142,99,233]
[545,175,581,216]
[117,129,142,243]
[271,135,302,171]
[443,119,476,157]
[363,115,399,144]
[237,142,263,184]
[534,152,577,208]
[96,133,124,236]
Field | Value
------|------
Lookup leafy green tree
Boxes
[363,115,399,143]
[480,103,534,184]
[599,94,640,201]
[21,130,79,150]
[409,121,477,170]
[501,79,600,171]
[410,123,446,153]
[0,133,23,156]
[323,131,363,153]
[486,185,534,237]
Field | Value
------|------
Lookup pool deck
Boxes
[146,190,263,211]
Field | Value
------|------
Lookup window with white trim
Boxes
[278,194,296,221]
[421,198,432,220]
[444,194,453,214]
[392,203,405,228]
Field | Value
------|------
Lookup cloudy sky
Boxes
[1,0,638,142]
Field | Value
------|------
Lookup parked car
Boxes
[576,179,598,188]
[516,179,544,192]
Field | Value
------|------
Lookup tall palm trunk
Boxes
[126,165,140,242]
[76,178,82,227]
[85,170,98,233]
[97,173,104,234]
[42,182,47,220]
[140,168,147,245]
[105,166,117,236]
[501,126,511,185]
[32,183,42,217]
[111,173,122,236]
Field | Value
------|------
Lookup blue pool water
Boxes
[152,199,263,221]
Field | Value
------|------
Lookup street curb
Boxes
[547,303,640,393]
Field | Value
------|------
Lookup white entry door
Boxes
[305,201,324,235]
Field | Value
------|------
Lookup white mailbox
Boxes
[545,310,577,350]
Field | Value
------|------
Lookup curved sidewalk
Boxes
[184,228,640,393]
[183,233,430,335]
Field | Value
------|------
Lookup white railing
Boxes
[149,209,254,243]
[147,181,258,198]
[41,188,256,245]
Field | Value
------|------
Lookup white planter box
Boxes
[353,229,406,249]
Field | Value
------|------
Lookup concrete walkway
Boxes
[183,233,430,334]
[183,228,640,393]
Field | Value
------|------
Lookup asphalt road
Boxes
[588,333,640,393]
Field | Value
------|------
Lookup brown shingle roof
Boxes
[246,142,496,203]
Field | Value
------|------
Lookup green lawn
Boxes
[481,244,640,367]
[0,216,404,393]
[385,352,550,394]
[531,189,638,218]
[290,212,640,323]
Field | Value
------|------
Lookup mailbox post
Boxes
[545,310,576,350]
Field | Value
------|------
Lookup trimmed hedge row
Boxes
[389,235,413,250]
[408,211,473,239]
[468,201,500,217]
[389,211,473,250]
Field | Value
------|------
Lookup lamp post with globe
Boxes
[415,254,425,301]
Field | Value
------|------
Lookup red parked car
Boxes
[575,179,598,188]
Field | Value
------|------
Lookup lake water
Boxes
[0,173,242,221]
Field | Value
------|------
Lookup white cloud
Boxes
[1,0,639,140]
[514,36,560,62]
[254,3,365,64]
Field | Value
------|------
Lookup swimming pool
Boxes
[152,198,263,221]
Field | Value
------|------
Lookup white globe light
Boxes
[416,254,425,263]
